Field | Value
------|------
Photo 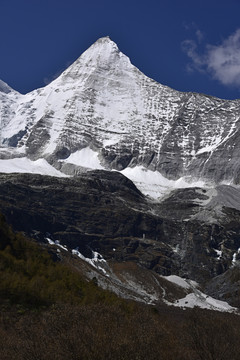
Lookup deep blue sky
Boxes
[1,0,240,99]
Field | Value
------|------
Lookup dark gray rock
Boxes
[1,172,240,305]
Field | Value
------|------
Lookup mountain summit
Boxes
[1,37,240,188]
[56,36,132,86]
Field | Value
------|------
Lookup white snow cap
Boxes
[58,35,131,83]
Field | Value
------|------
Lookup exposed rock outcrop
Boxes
[1,172,240,306]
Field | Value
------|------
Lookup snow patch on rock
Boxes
[0,157,68,177]
[162,274,237,313]
[121,166,208,199]
[63,147,104,169]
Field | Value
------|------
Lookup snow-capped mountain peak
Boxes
[1,37,240,191]
[2,37,240,315]
[54,36,132,87]
[75,35,129,67]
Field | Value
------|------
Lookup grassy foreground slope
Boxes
[0,212,240,360]
[0,212,119,308]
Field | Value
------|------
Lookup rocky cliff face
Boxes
[0,172,240,307]
[1,36,240,184]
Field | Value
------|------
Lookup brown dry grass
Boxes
[1,303,240,360]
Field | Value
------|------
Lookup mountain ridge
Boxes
[1,37,240,189]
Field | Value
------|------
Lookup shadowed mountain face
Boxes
[1,37,240,183]
[1,171,240,307]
